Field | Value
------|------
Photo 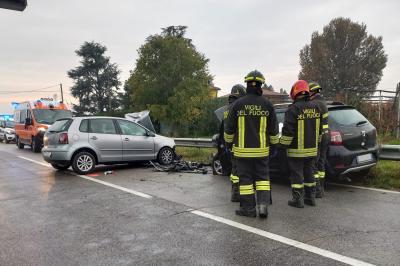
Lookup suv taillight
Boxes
[59,133,69,144]
[330,131,342,145]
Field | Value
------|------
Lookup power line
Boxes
[0,84,60,94]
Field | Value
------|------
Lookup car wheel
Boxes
[31,137,41,153]
[72,152,96,174]
[212,158,223,175]
[16,137,24,149]
[157,147,175,165]
[51,163,71,170]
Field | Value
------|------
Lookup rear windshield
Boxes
[276,111,285,123]
[329,108,369,126]
[48,119,72,133]
[33,109,72,124]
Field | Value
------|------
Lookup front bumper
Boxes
[5,133,15,141]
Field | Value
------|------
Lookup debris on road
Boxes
[150,160,208,174]
[104,170,114,175]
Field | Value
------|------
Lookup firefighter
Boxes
[280,80,323,208]
[309,82,329,198]
[224,70,279,218]
[220,84,246,202]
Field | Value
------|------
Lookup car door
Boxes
[88,118,122,162]
[116,119,155,161]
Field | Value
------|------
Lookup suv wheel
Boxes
[212,158,223,175]
[51,163,71,170]
[72,152,96,174]
[16,137,24,149]
[157,147,175,165]
[31,137,41,153]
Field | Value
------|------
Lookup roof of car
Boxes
[274,101,355,111]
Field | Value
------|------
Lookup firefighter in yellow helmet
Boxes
[280,80,323,208]
[224,70,279,218]
[309,82,329,198]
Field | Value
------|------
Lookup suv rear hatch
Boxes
[328,107,377,151]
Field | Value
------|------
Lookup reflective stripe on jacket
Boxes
[280,98,323,158]
[224,93,279,158]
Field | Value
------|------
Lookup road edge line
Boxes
[329,183,400,195]
[17,156,153,199]
[191,210,376,266]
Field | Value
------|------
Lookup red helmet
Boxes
[290,80,309,100]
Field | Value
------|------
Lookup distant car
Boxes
[42,116,176,174]
[213,102,379,179]
[0,120,16,143]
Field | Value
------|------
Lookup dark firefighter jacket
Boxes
[224,92,279,158]
[311,93,329,134]
[280,98,323,158]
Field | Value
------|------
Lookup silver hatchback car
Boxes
[42,116,176,174]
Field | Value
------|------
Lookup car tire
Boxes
[51,163,71,170]
[212,157,223,176]
[157,147,175,165]
[16,137,24,149]
[31,137,41,153]
[72,151,96,174]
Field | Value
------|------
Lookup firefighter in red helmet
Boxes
[280,80,323,208]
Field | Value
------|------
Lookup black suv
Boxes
[213,102,379,179]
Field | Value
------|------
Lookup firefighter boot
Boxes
[304,186,316,206]
[231,183,240,202]
[258,204,268,219]
[316,178,325,198]
[235,206,257,217]
[288,188,304,208]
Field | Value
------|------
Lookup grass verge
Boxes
[360,160,400,190]
[175,146,215,164]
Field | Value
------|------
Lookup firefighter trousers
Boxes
[236,157,270,208]
[314,134,330,179]
[230,157,239,184]
[288,157,316,189]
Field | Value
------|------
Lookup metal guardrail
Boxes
[174,138,400,161]
[379,145,400,161]
[174,138,214,148]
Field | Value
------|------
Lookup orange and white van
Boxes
[14,99,72,152]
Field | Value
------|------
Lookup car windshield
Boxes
[329,108,369,126]
[5,121,15,128]
[33,109,73,124]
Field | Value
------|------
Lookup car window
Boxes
[79,119,89,133]
[329,108,369,126]
[48,119,72,132]
[117,120,147,136]
[276,111,285,123]
[90,119,117,134]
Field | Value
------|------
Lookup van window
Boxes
[79,119,89,132]
[89,119,117,134]
[32,109,72,124]
[19,110,27,123]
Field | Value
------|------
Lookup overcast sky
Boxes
[1,0,399,113]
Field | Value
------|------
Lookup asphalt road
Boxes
[0,143,399,266]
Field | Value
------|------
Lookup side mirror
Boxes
[25,117,32,126]
[146,131,155,137]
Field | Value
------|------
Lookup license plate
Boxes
[357,153,372,163]
[43,151,52,158]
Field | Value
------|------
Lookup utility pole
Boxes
[59,83,64,103]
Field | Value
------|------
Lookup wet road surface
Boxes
[0,143,399,265]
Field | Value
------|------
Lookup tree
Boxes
[299,17,387,100]
[68,41,121,114]
[126,26,212,136]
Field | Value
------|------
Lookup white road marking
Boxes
[330,183,400,195]
[17,156,51,168]
[77,174,153,199]
[16,155,377,265]
[191,210,375,266]
[17,156,152,199]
